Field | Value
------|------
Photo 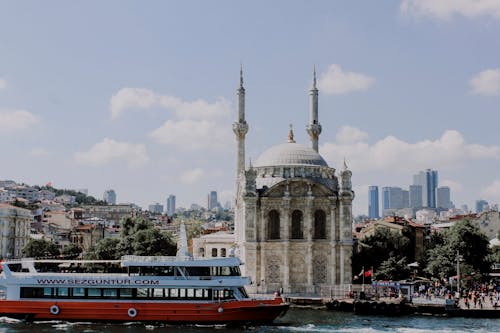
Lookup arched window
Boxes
[314,210,326,239]
[199,248,205,257]
[221,248,226,257]
[291,210,303,239]
[268,210,280,240]
[211,248,218,257]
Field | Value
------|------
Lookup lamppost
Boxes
[456,250,463,295]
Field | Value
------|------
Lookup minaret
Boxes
[233,65,249,178]
[306,66,322,152]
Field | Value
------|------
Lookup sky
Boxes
[0,0,499,215]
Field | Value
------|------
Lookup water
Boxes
[0,308,498,333]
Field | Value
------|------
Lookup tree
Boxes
[353,228,412,280]
[132,229,176,256]
[87,217,176,259]
[22,239,60,259]
[425,220,492,282]
[375,257,410,281]
[85,238,121,260]
[61,243,83,259]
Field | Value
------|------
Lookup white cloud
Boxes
[0,109,38,134]
[110,87,231,120]
[321,128,500,172]
[318,64,375,95]
[336,125,369,144]
[481,179,500,202]
[74,138,149,168]
[469,69,500,96]
[29,148,50,157]
[0,78,6,90]
[401,0,500,20]
[440,179,463,193]
[180,168,205,184]
[150,119,232,151]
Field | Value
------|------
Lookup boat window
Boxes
[185,266,210,276]
[179,288,186,298]
[57,288,69,297]
[195,288,204,299]
[136,288,149,298]
[238,287,249,298]
[153,288,164,298]
[103,288,117,298]
[43,287,53,297]
[87,288,101,298]
[186,288,195,299]
[119,288,134,298]
[20,287,44,298]
[170,288,178,298]
[73,287,85,297]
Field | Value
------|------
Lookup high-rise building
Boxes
[368,186,379,219]
[413,169,438,208]
[409,185,423,209]
[436,186,451,209]
[103,189,116,205]
[207,191,218,210]
[476,199,489,213]
[166,195,176,216]
[382,187,405,211]
[148,203,164,214]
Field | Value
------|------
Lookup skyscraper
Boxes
[368,186,379,219]
[413,169,438,208]
[436,186,451,209]
[103,189,116,205]
[207,191,218,210]
[409,185,423,209]
[382,187,405,211]
[148,203,164,214]
[166,194,176,216]
[476,199,489,213]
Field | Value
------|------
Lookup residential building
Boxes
[103,189,116,205]
[191,232,235,258]
[0,203,32,258]
[148,203,164,215]
[368,186,379,219]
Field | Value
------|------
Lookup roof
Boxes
[254,142,328,167]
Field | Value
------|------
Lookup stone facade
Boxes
[0,203,32,258]
[233,70,354,295]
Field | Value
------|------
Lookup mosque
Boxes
[233,68,355,295]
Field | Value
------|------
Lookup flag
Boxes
[364,269,372,277]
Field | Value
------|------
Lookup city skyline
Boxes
[1,1,499,215]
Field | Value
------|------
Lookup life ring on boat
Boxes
[128,307,138,318]
[217,307,224,313]
[49,305,60,315]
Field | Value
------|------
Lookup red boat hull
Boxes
[0,298,289,323]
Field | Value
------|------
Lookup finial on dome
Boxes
[288,124,295,143]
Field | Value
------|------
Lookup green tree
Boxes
[375,257,411,281]
[85,238,121,260]
[22,239,60,258]
[353,228,412,280]
[61,243,83,259]
[425,220,491,281]
[132,229,176,256]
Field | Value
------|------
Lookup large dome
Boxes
[254,142,328,167]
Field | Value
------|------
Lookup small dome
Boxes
[254,142,328,167]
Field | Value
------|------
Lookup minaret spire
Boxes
[233,65,249,178]
[307,66,322,152]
